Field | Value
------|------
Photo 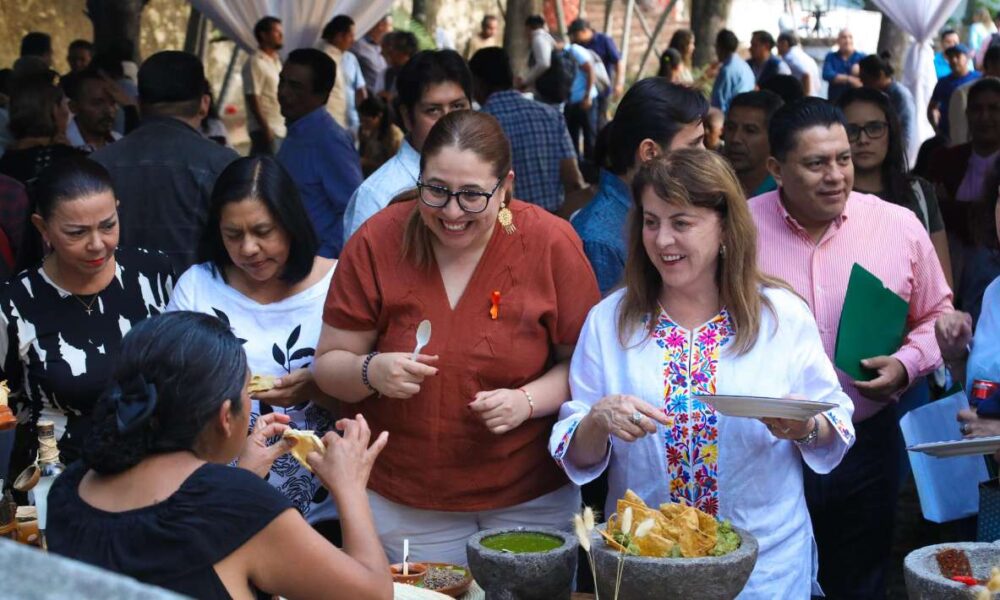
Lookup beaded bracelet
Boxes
[519,387,535,420]
[361,351,379,394]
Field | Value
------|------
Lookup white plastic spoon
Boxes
[411,320,432,362]
[403,538,410,576]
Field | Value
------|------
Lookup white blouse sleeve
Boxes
[164,265,200,313]
[549,304,613,484]
[788,299,856,473]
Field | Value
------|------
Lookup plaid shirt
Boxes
[481,90,576,212]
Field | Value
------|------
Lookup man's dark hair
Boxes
[138,51,206,116]
[568,18,589,35]
[386,31,419,57]
[607,78,709,175]
[254,16,281,42]
[716,29,739,55]
[968,76,1000,105]
[985,45,1000,70]
[322,15,355,40]
[68,39,94,54]
[20,32,51,58]
[859,53,894,79]
[482,15,498,27]
[752,30,775,49]
[760,75,805,104]
[768,98,847,162]
[61,69,105,102]
[285,48,336,101]
[777,32,799,47]
[525,15,546,29]
[201,156,318,284]
[941,28,958,38]
[469,47,514,92]
[730,91,785,124]
[396,50,472,112]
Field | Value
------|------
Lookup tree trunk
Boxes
[690,0,731,68]
[86,0,147,61]
[505,0,535,77]
[876,13,908,75]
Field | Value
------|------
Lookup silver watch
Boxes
[794,417,820,446]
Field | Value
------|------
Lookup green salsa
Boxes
[481,532,563,553]
[711,521,741,556]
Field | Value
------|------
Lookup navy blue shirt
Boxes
[822,50,865,104]
[582,32,621,94]
[277,107,363,258]
[571,170,631,294]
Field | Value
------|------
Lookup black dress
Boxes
[48,461,293,599]
[0,145,86,185]
[0,247,174,474]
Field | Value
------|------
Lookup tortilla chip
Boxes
[623,489,647,507]
[636,532,676,558]
[248,374,277,394]
[282,429,325,473]
[697,511,718,539]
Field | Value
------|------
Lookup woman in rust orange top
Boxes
[314,110,600,565]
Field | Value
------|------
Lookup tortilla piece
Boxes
[248,374,277,394]
[636,532,676,558]
[623,489,647,507]
[598,527,630,553]
[282,429,325,473]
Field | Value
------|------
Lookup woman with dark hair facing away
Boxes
[837,87,952,287]
[0,156,174,484]
[167,156,340,534]
[47,311,393,600]
[668,29,695,84]
[0,72,84,185]
[657,48,684,82]
[315,110,600,565]
[552,149,855,598]
[858,53,918,158]
[572,78,708,295]
[357,95,403,177]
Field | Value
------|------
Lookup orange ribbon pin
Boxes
[490,290,501,320]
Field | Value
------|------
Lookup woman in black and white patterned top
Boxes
[0,157,173,477]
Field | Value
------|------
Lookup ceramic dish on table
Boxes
[419,563,473,598]
[696,395,838,421]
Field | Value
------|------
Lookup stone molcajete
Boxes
[466,527,578,600]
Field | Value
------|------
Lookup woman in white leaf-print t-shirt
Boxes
[167,156,340,530]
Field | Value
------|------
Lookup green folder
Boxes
[834,263,909,382]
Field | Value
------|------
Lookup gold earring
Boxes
[498,202,516,235]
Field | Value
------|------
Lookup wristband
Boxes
[519,387,534,419]
[361,351,379,394]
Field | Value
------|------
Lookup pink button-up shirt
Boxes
[749,190,953,422]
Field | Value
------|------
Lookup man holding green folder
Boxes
[749,99,953,599]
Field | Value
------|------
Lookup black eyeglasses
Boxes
[416,175,504,214]
[845,120,889,142]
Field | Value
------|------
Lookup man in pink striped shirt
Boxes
[748,99,953,599]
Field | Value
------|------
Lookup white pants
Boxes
[369,484,581,566]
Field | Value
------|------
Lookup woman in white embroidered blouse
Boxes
[549,149,856,599]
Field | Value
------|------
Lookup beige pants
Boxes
[369,484,581,566]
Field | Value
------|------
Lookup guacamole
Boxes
[711,521,741,556]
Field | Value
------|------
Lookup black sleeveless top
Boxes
[48,461,292,599]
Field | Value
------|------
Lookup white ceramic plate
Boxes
[907,436,1000,458]
[696,395,838,421]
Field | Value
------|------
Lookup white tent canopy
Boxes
[188,0,396,57]
[870,0,964,165]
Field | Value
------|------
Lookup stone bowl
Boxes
[904,542,1000,599]
[590,524,758,600]
[466,527,578,600]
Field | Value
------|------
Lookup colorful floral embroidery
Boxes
[822,409,855,445]
[552,418,581,468]
[651,309,733,516]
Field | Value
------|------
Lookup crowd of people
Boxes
[0,7,996,600]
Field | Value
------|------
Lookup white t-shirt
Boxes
[166,262,337,522]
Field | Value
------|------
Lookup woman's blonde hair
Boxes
[617,148,790,354]
[402,110,512,268]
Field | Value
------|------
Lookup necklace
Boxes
[73,293,99,315]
